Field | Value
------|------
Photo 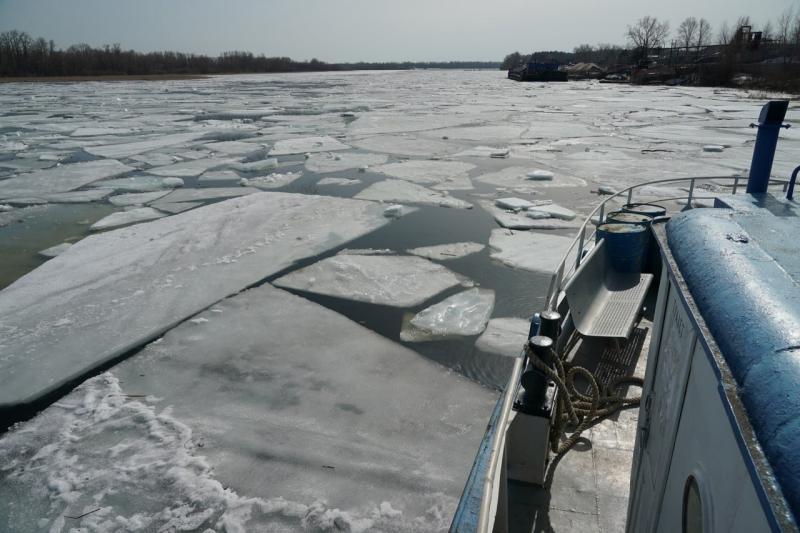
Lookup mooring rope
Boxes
[524,344,644,487]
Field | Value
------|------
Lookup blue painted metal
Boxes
[606,211,651,225]
[788,165,800,201]
[621,203,667,218]
[597,223,648,273]
[666,207,800,523]
[449,321,541,532]
[747,100,790,194]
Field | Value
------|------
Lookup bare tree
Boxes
[777,7,794,44]
[626,16,670,56]
[677,17,699,51]
[696,18,712,49]
[762,20,775,41]
[718,21,731,45]
[573,44,594,62]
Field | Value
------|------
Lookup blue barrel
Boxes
[606,211,652,226]
[597,223,648,273]
[621,203,666,218]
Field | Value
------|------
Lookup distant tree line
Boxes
[0,30,500,78]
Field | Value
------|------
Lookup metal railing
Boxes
[474,173,791,532]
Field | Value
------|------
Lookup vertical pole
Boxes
[733,176,740,195]
[627,188,633,205]
[747,100,789,194]
[687,178,695,207]
[576,227,585,269]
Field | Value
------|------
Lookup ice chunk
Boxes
[0,205,12,212]
[203,140,265,155]
[491,149,510,159]
[231,157,279,173]
[160,177,185,188]
[40,189,114,203]
[130,151,178,167]
[495,197,534,211]
[89,175,177,193]
[145,158,235,178]
[475,317,530,358]
[0,193,393,415]
[305,152,388,173]
[85,132,205,158]
[481,200,574,230]
[150,201,202,214]
[352,134,461,157]
[317,177,360,186]
[109,190,171,206]
[274,254,464,307]
[152,187,260,204]
[38,243,72,258]
[373,160,475,186]
[240,172,303,190]
[90,207,166,231]
[70,126,136,137]
[702,144,725,152]
[0,160,133,199]
[269,136,349,156]
[355,180,472,209]
[407,242,485,261]
[400,288,495,342]
[383,204,406,218]
[526,170,554,180]
[197,170,241,183]
[489,229,574,273]
[528,203,578,221]
[0,285,496,531]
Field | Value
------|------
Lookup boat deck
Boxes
[508,307,653,532]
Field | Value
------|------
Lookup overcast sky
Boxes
[0,0,795,62]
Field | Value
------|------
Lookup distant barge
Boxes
[508,62,567,82]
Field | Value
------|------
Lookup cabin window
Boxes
[683,475,703,533]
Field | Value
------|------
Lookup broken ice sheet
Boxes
[240,172,303,190]
[90,207,166,231]
[372,160,475,186]
[317,177,360,186]
[84,132,206,159]
[144,157,238,178]
[273,254,465,307]
[152,186,260,204]
[305,152,388,173]
[203,140,265,155]
[268,136,349,156]
[351,134,462,157]
[400,288,495,342]
[90,175,181,193]
[0,159,133,199]
[0,192,393,412]
[355,179,472,209]
[475,166,586,192]
[475,317,530,358]
[0,285,496,532]
[150,201,202,214]
[489,229,575,273]
[407,242,485,261]
[37,242,72,258]
[109,190,171,206]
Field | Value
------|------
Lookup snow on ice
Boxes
[305,152,388,173]
[489,229,575,273]
[407,242,485,261]
[0,285,497,532]
[90,207,166,231]
[355,179,472,209]
[268,136,349,156]
[0,160,133,199]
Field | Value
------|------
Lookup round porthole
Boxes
[683,475,703,533]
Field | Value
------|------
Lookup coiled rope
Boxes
[524,343,644,487]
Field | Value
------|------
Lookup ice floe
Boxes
[0,160,133,199]
[90,175,182,193]
[475,166,586,192]
[400,288,495,342]
[90,207,166,231]
[317,177,360,186]
[528,203,578,220]
[230,157,279,173]
[240,171,303,190]
[149,201,202,214]
[144,157,235,178]
[269,136,349,156]
[203,140,265,155]
[351,134,461,157]
[0,285,496,531]
[152,186,260,204]
[197,170,242,183]
[0,192,393,412]
[407,242,485,261]
[305,152,388,173]
[475,317,531,358]
[373,160,475,186]
[495,197,535,211]
[355,179,472,209]
[37,243,72,258]
[85,132,205,158]
[273,254,464,307]
[109,190,172,206]
[489,229,575,273]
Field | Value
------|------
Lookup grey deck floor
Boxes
[509,317,651,533]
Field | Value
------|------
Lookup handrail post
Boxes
[687,178,695,208]
[598,203,605,225]
[788,165,800,201]
[733,176,740,195]
[627,188,633,205]
[575,227,585,269]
